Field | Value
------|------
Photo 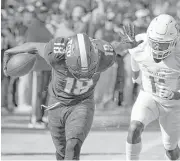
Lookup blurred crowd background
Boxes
[1,0,180,128]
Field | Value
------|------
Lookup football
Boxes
[6,53,36,77]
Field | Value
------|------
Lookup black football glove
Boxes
[118,23,144,48]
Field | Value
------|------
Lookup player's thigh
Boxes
[41,71,51,99]
[47,97,66,156]
[131,90,159,126]
[65,99,95,142]
[159,106,180,150]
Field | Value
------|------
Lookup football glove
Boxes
[118,23,144,48]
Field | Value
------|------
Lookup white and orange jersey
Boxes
[129,33,180,106]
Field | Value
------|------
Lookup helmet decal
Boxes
[77,33,88,72]
[65,33,99,80]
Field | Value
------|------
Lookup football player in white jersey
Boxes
[124,14,180,160]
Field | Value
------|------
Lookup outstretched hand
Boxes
[118,23,143,48]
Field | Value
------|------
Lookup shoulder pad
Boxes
[92,39,115,73]
[91,39,114,55]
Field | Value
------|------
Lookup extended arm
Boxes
[4,42,46,58]
[3,42,47,75]
[131,56,141,84]
[4,37,68,75]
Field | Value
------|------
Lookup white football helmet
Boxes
[147,14,179,60]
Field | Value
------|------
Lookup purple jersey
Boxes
[44,37,116,106]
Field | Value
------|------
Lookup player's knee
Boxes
[65,138,82,160]
[127,121,144,144]
[166,146,180,160]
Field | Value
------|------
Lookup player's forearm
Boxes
[33,43,46,58]
[131,56,141,84]
[111,41,131,56]
[5,42,45,57]
[132,70,141,84]
[5,42,34,54]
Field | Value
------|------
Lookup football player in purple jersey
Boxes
[4,28,140,160]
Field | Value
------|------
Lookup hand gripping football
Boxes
[6,53,36,77]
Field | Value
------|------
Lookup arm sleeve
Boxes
[92,39,116,72]
[131,56,140,72]
[131,56,141,84]
[44,37,68,69]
